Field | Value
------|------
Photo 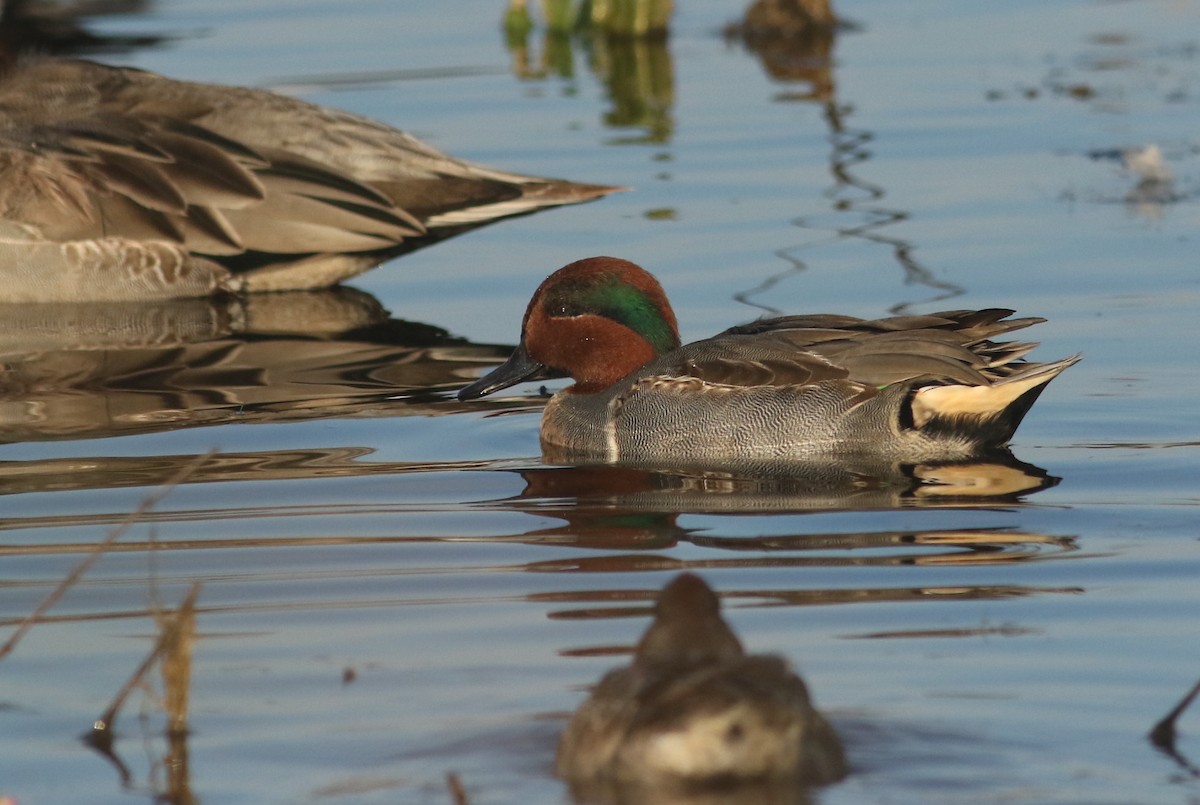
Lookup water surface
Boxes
[1,1,1198,803]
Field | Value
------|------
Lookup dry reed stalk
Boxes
[92,582,202,736]
[446,772,471,805]
[1150,675,1200,773]
[0,449,216,662]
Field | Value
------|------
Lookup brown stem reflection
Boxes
[724,1,963,314]
[1149,676,1200,779]
[0,287,512,445]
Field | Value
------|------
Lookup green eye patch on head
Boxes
[546,270,679,354]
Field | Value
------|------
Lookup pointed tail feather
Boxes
[422,181,626,228]
[911,354,1080,444]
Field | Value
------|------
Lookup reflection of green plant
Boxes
[591,34,674,143]
[504,0,674,37]
[586,0,674,36]
[504,0,535,47]
[544,0,583,32]
[502,0,676,144]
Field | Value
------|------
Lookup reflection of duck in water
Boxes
[557,573,846,793]
[724,0,839,101]
[0,0,167,57]
[0,59,617,302]
[0,288,511,443]
[460,257,1079,464]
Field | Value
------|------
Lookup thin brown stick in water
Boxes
[1150,676,1200,752]
[160,584,201,805]
[0,449,216,662]
[93,583,202,735]
[162,582,199,737]
[446,772,470,805]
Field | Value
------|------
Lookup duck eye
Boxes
[553,303,581,318]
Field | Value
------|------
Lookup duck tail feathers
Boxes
[910,354,1081,444]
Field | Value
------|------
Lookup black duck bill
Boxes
[458,343,559,400]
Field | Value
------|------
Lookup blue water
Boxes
[1,0,1198,803]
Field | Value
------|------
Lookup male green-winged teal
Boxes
[556,573,846,788]
[0,58,616,302]
[458,256,1079,463]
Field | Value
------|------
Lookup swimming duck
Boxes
[458,256,1079,463]
[0,58,617,302]
[556,573,846,788]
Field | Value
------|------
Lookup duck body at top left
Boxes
[0,56,618,302]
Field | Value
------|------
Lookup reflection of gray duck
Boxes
[0,0,167,56]
[0,58,617,301]
[0,289,513,443]
[557,573,846,790]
